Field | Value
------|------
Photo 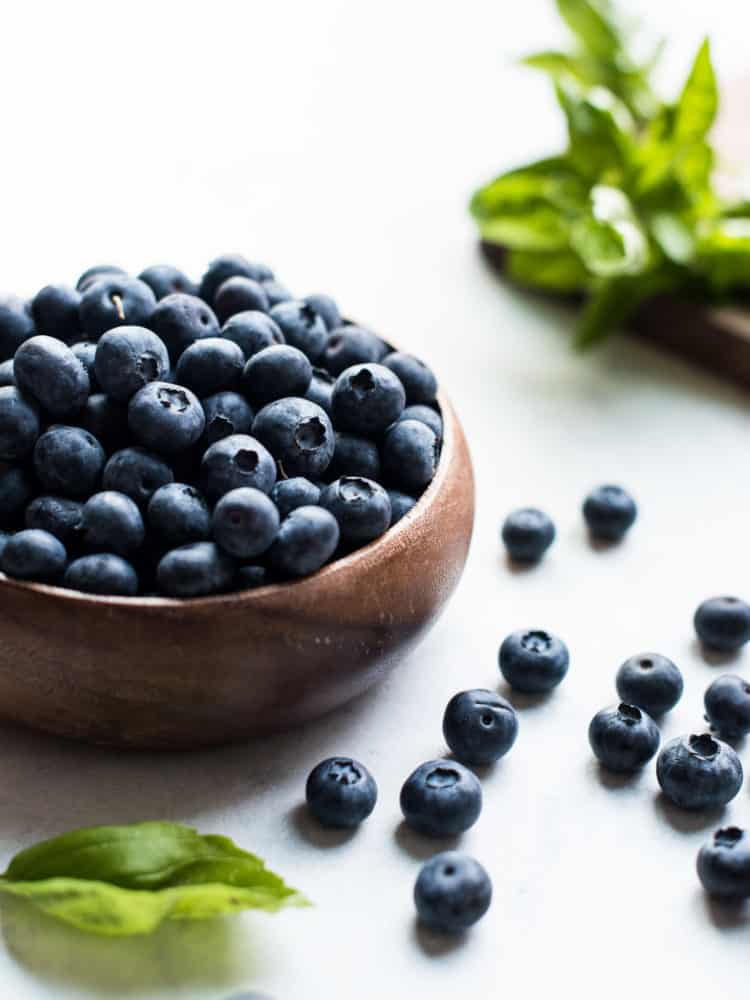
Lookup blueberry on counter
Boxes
[1,529,67,582]
[25,496,83,547]
[81,491,145,557]
[381,419,437,495]
[401,759,482,838]
[0,296,35,360]
[501,507,555,563]
[138,264,197,300]
[382,351,437,405]
[0,463,33,528]
[201,391,254,446]
[199,254,273,304]
[221,311,284,359]
[212,487,280,560]
[271,477,321,518]
[697,827,750,899]
[0,360,14,386]
[263,280,293,307]
[657,734,743,810]
[14,335,90,417]
[498,629,569,694]
[443,689,518,766]
[94,326,170,403]
[303,293,341,332]
[103,446,174,506]
[79,275,156,339]
[79,394,130,453]
[214,276,270,323]
[241,344,312,409]
[305,757,378,828]
[252,397,334,480]
[150,293,219,363]
[327,431,380,482]
[0,386,40,460]
[395,404,443,443]
[156,541,235,598]
[704,675,750,740]
[332,363,405,435]
[582,484,637,542]
[588,703,660,772]
[175,337,245,397]
[694,596,750,652]
[64,553,139,596]
[321,326,386,376]
[200,434,276,502]
[147,483,211,548]
[615,653,683,717]
[75,265,126,293]
[320,476,391,544]
[30,284,81,343]
[387,489,416,525]
[414,852,492,934]
[128,382,205,455]
[34,426,106,498]
[268,505,339,577]
[269,301,327,363]
[305,367,335,415]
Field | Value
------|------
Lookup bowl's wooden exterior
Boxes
[0,393,474,749]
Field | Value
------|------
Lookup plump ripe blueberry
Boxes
[0,360,14,386]
[81,491,145,557]
[241,345,312,409]
[271,477,321,518]
[269,301,328,363]
[697,827,750,899]
[395,404,443,443]
[14,336,90,417]
[94,326,169,403]
[657,734,743,810]
[332,363,405,435]
[212,487,280,559]
[0,463,32,528]
[305,757,378,828]
[0,386,40,460]
[221,311,284,359]
[320,477,391,544]
[201,391,254,446]
[443,689,518,766]
[704,675,750,740]
[414,852,492,934]
[71,341,100,392]
[252,397,334,480]
[236,564,268,589]
[305,367,335,415]
[79,276,156,339]
[582,484,637,542]
[501,508,556,563]
[382,419,437,495]
[138,264,197,300]
[175,337,245,398]
[498,629,569,694]
[694,596,750,652]
[150,293,219,363]
[199,254,273,304]
[200,434,276,503]
[262,280,293,307]
[75,265,127,293]
[615,653,684,717]
[157,541,235,598]
[400,759,482,838]
[214,276,270,323]
[103,447,173,506]
[268,505,339,578]
[303,293,341,332]
[588,703,660,773]
[1,529,67,582]
[321,326,386,376]
[79,394,130,453]
[0,296,35,360]
[128,382,205,455]
[388,489,416,525]
[147,483,211,548]
[327,432,381,482]
[382,351,437,405]
[25,496,83,547]
[34,426,106,498]
[64,553,139,596]
[30,284,81,343]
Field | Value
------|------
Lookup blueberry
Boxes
[252,397,334,480]
[103,447,174,506]
[320,477,391,544]
[201,391,254,446]
[615,653,684,717]
[14,336,90,417]
[501,508,556,563]
[34,426,106,498]
[30,284,81,343]
[147,483,211,548]
[64,553,139,596]
[262,280,293,307]
[76,265,126,293]
[150,293,219,363]
[588,703,660,773]
[199,254,273,304]
[327,432,380,481]
[235,565,268,589]
[303,293,341,332]
[382,351,437,405]
[221,311,284,359]
[582,484,637,542]
[271,477,321,518]
[25,496,83,547]
[321,326,386,376]
[0,386,40,460]
[305,367,335,415]
[94,326,169,402]
[268,505,339,577]
[498,629,569,694]
[657,734,743,810]
[697,827,750,899]
[175,337,244,396]
[332,363,405,435]
[0,532,10,560]
[694,596,750,652]
[81,491,145,557]
[128,382,205,455]
[200,434,276,503]
[395,404,443,442]
[241,345,312,409]
[443,689,518,766]
[305,757,378,828]
[0,360,14,386]
[387,489,416,525]
[138,264,197,300]
[214,276,270,323]
[0,296,35,360]
[157,541,235,597]
[71,341,100,392]
[704,675,750,740]
[78,394,130,453]
[0,463,32,528]
[381,419,437,495]
[400,759,482,838]
[79,276,156,339]
[269,301,327,362]
[414,852,492,934]
[212,487,280,559]
[1,529,67,582]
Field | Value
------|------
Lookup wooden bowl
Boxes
[0,391,474,749]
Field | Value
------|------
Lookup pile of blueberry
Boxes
[0,255,441,597]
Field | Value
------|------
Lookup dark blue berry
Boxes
[262,280,292,307]
[147,483,211,548]
[501,508,555,563]
[387,489,416,525]
[34,426,106,498]
[615,653,683,717]
[270,477,321,518]
[697,827,750,899]
[128,382,205,455]
[235,564,268,589]
[103,447,173,506]
[305,367,335,415]
[582,484,637,542]
[305,757,378,828]
[694,596,750,652]
[201,391,254,446]
[0,360,14,386]
[175,337,244,396]
[64,553,139,596]
[1,529,67,582]
[321,326,386,376]
[320,477,391,544]
[327,432,380,481]
[395,404,442,442]
[79,394,130,453]
[200,434,276,503]
[81,491,145,557]
[382,351,437,404]
[0,532,10,560]
[588,703,660,772]
[0,463,32,528]
[0,386,39,460]
[214,276,270,323]
[381,419,437,495]
[443,689,518,766]
[414,852,492,934]
[212,487,280,559]
[657,734,743,810]
[303,293,341,332]
[150,293,219,363]
[241,345,312,409]
[332,363,405,435]
[76,265,126,293]
[252,397,334,480]
[269,301,327,362]
[14,336,90,417]
[94,326,169,403]
[704,675,750,740]
[71,341,100,392]
[138,264,197,300]
[498,629,569,694]
[400,759,482,837]
[0,296,35,360]
[79,276,156,339]
[268,505,339,577]
[157,541,235,597]
[199,254,273,304]
[25,496,83,547]
[221,311,284,359]
[30,285,81,343]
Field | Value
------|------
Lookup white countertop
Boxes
[1,1,749,996]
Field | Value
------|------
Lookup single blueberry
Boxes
[387,489,416,525]
[382,351,437,404]
[327,432,381,482]
[199,254,273,304]
[414,852,492,934]
[78,394,130,453]
[235,565,268,590]
[657,734,743,810]
[200,434,276,503]
[270,477,321,518]
[81,491,145,557]
[582,484,637,542]
[221,311,284,359]
[138,264,197,300]
[212,487,280,560]
[269,301,327,362]
[588,703,660,773]
[0,463,32,528]
[241,345,312,409]
[0,296,35,360]
[103,447,174,506]
[14,336,90,417]
[704,675,750,740]
[697,827,750,899]
[319,477,391,544]
[76,265,126,293]
[0,386,40,460]
[94,326,169,402]
[694,596,750,652]
[615,653,684,717]
[64,553,139,596]
[305,757,378,828]
[201,391,254,446]
[332,363,405,435]
[303,293,341,332]
[175,337,245,396]
[156,541,235,598]
[1,528,67,582]
[30,284,81,343]
[268,505,339,578]
[147,483,211,549]
[262,280,293,307]
[252,397,334,480]
[305,367,335,415]
[0,360,14,386]
[395,404,443,442]
[71,341,100,392]
[25,496,84,547]
[214,276,270,323]
[443,689,518,766]
[400,759,482,838]
[381,419,437,495]
[128,382,205,455]
[34,426,106,498]
[79,275,156,339]
[150,293,219,363]
[321,326,386,376]
[498,629,569,694]
[501,508,556,563]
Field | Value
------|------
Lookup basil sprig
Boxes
[470,0,750,346]
[0,822,308,936]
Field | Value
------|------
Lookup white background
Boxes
[1,1,749,997]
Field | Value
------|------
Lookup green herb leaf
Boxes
[556,0,620,60]
[522,50,593,82]
[575,268,678,348]
[696,218,750,292]
[506,248,590,292]
[570,185,649,276]
[556,82,633,179]
[0,822,308,937]
[674,39,717,144]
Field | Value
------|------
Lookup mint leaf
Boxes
[575,268,678,348]
[506,248,589,292]
[570,185,648,276]
[674,39,717,144]
[556,0,620,60]
[697,218,750,292]
[556,82,633,179]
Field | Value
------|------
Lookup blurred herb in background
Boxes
[470,0,750,347]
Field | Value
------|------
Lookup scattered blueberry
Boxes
[582,484,637,542]
[498,629,569,694]
[212,487,280,559]
[395,404,443,442]
[704,675,750,740]
[0,296,35,360]
[321,326,386,376]
[128,382,205,455]
[25,496,83,547]
[694,596,750,652]
[320,477,391,544]
[382,351,437,405]
[615,653,683,717]
[34,426,106,498]
[175,337,245,397]
[94,326,170,402]
[332,363,405,435]
[269,301,327,362]
[157,541,235,598]
[303,293,341,332]
[241,344,312,409]
[30,284,81,343]
[75,265,126,293]
[201,391,254,446]
[657,734,743,810]
[305,367,335,415]
[1,529,67,582]
[387,489,416,525]
[147,483,211,548]
[305,757,378,828]
[64,553,139,596]
[400,759,482,837]
[697,827,750,899]
[443,689,518,766]
[271,477,321,518]
[138,264,197,300]
[327,432,380,482]
[501,508,555,563]
[103,446,174,506]
[588,703,660,772]
[0,463,33,528]
[150,293,219,363]
[81,491,145,557]
[252,397,334,480]
[79,275,156,339]
[414,852,492,934]
[200,434,276,503]
[14,335,90,417]
[0,386,40,460]
[268,505,339,577]
[381,419,437,495]
[214,276,270,323]
[221,311,284,358]
[199,254,273,304]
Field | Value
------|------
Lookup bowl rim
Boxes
[0,388,459,610]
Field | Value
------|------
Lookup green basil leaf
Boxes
[556,0,621,60]
[469,157,588,220]
[570,185,649,276]
[475,209,570,251]
[696,218,750,292]
[674,39,717,144]
[506,248,589,293]
[555,82,633,179]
